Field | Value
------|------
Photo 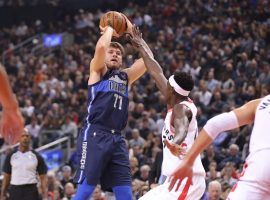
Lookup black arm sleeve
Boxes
[3,151,13,174]
[32,151,48,175]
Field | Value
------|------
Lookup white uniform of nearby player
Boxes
[140,100,205,200]
[228,95,270,200]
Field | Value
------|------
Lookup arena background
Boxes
[0,0,269,199]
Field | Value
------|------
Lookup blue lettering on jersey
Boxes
[108,74,127,95]
[90,72,128,97]
[84,69,129,131]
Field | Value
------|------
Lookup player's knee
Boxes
[113,185,132,200]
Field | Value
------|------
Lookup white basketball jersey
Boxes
[161,100,205,176]
[249,95,270,154]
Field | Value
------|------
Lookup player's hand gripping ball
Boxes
[99,11,127,36]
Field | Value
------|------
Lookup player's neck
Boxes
[19,145,30,153]
[172,95,187,106]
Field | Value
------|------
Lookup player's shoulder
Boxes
[260,94,270,103]
[30,150,43,158]
[178,100,196,111]
[257,95,270,110]
[6,149,17,158]
[246,98,263,111]
[172,103,192,117]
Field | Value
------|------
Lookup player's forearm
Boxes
[184,129,213,165]
[41,182,47,196]
[1,174,11,197]
[1,183,8,197]
[173,130,188,145]
[40,175,48,198]
[139,39,154,58]
[90,27,114,72]
[137,44,162,75]
[96,26,114,51]
[0,65,18,109]
[138,45,167,87]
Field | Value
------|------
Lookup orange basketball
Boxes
[99,11,127,36]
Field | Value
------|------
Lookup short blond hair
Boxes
[110,42,125,55]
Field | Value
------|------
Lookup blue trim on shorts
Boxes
[78,87,95,183]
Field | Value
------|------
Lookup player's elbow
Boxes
[96,42,107,53]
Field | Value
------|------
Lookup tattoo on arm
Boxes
[172,104,192,145]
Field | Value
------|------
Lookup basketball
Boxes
[99,11,127,36]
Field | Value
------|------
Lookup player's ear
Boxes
[126,34,132,41]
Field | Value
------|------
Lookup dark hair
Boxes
[173,71,194,92]
[110,42,125,55]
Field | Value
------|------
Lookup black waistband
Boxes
[10,183,37,188]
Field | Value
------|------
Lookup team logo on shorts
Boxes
[80,141,87,169]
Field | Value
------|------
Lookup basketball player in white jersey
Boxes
[130,27,205,199]
[168,95,270,199]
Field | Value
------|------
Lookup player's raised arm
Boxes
[168,98,261,191]
[129,26,167,97]
[121,17,147,86]
[0,64,24,144]
[89,26,116,83]
[0,64,18,109]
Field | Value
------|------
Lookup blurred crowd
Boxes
[0,0,270,199]
[0,0,60,7]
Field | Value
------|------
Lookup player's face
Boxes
[20,131,31,147]
[105,47,123,69]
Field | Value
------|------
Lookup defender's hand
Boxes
[121,14,133,35]
[129,26,143,49]
[164,140,186,157]
[168,160,193,192]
